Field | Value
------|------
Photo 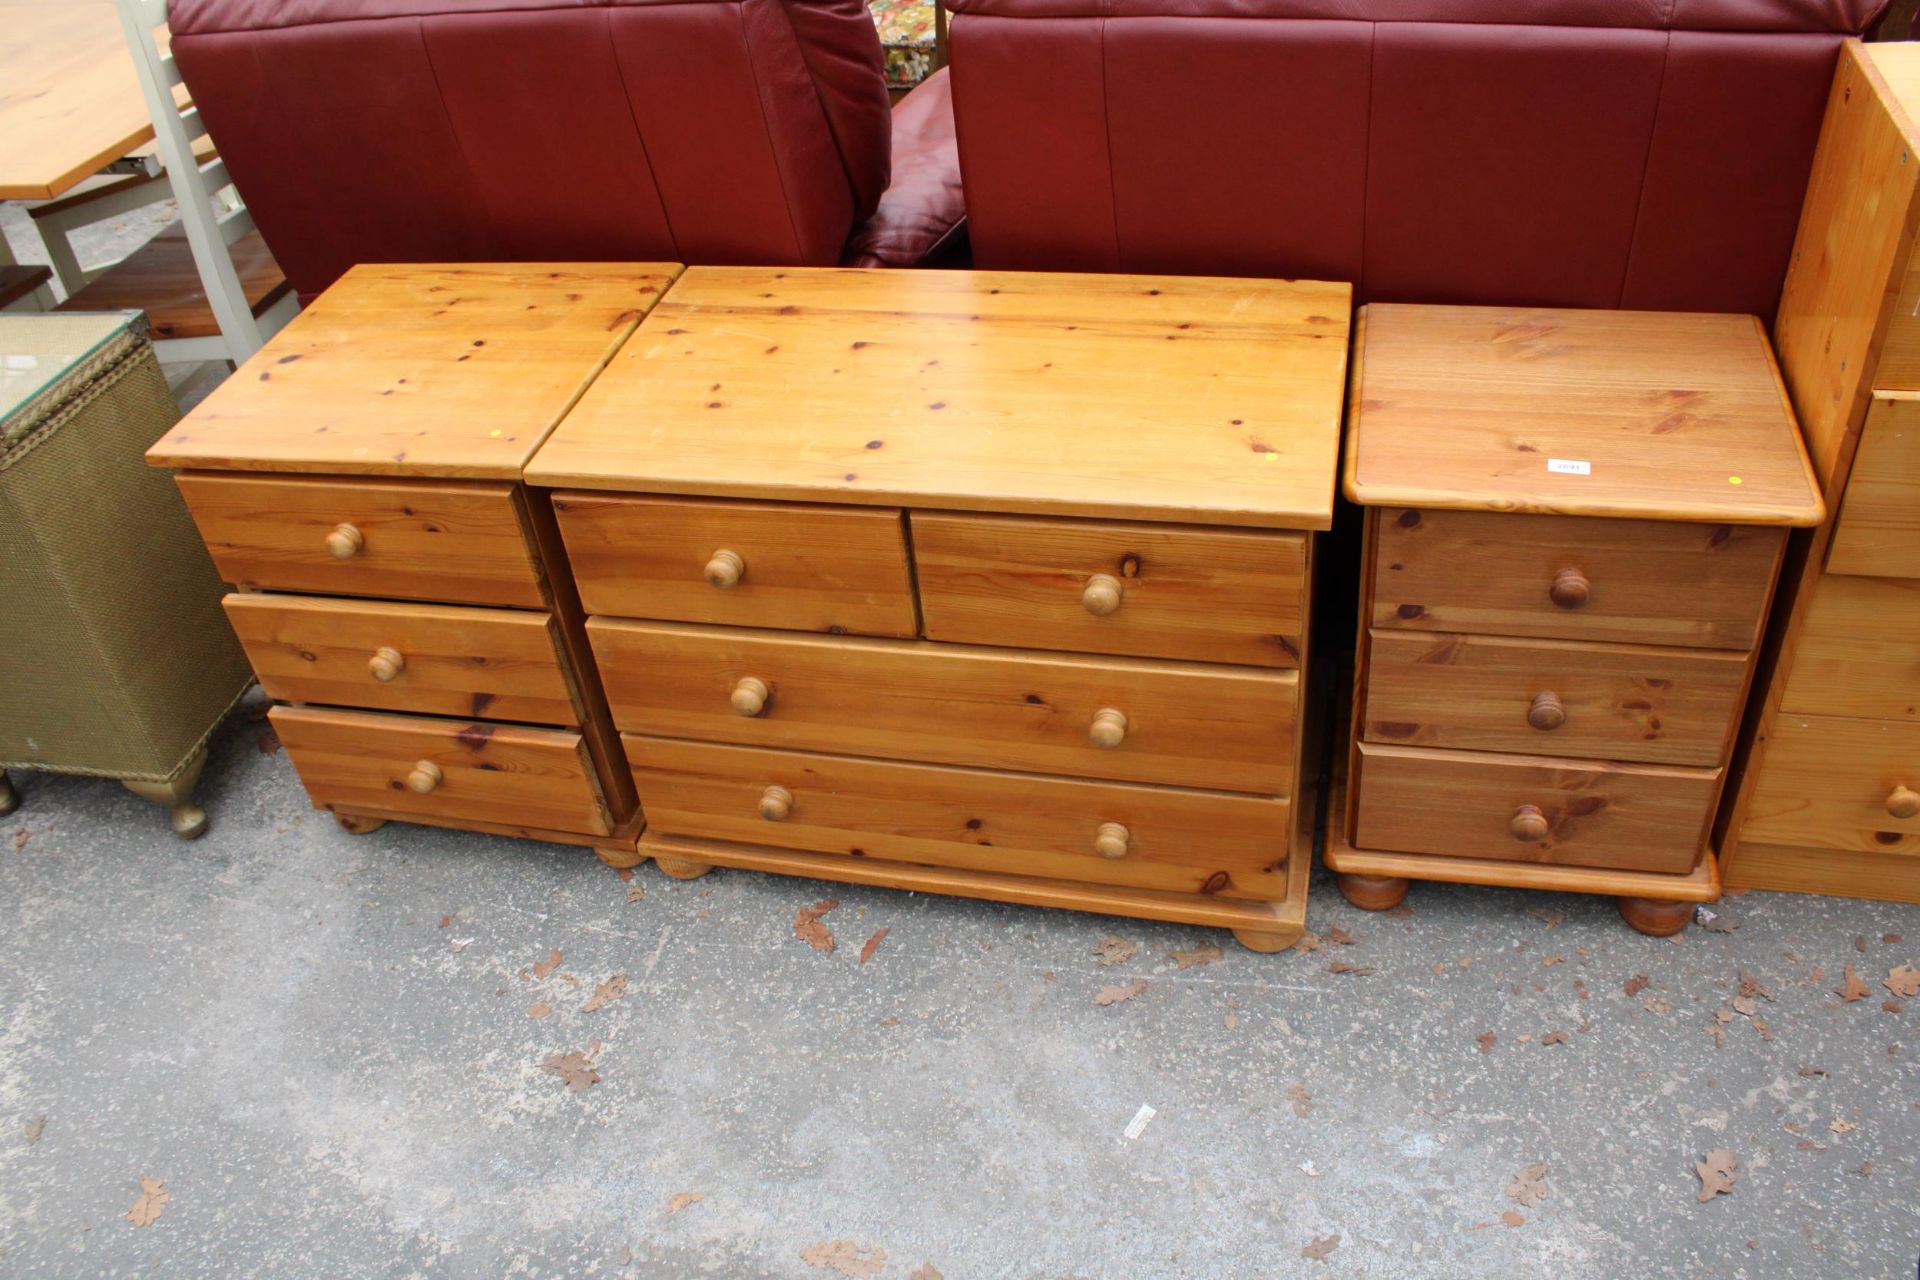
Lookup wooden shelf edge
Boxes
[330,804,642,856]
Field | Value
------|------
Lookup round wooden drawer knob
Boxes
[759,784,794,821]
[368,646,406,683]
[1094,821,1131,859]
[326,522,364,560]
[1510,803,1550,842]
[405,760,443,795]
[1089,707,1129,749]
[1549,568,1591,609]
[731,676,770,717]
[1888,785,1920,820]
[1081,573,1124,617]
[705,548,745,590]
[1527,691,1566,731]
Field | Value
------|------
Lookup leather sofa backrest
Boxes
[945,0,1886,316]
[170,0,894,296]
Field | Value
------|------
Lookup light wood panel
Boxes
[1723,840,1920,903]
[623,735,1290,900]
[1827,392,1920,577]
[176,472,545,607]
[1371,507,1783,650]
[1353,741,1719,875]
[524,266,1351,529]
[225,594,578,726]
[1867,38,1920,391]
[147,264,680,479]
[272,706,612,837]
[1781,572,1920,721]
[1741,714,1920,854]
[552,492,917,637]
[913,511,1306,667]
[1362,628,1747,767]
[588,619,1297,793]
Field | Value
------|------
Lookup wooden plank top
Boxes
[525,267,1353,530]
[148,263,682,480]
[1345,304,1825,526]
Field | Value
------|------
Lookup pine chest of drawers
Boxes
[525,266,1351,950]
[1332,303,1823,935]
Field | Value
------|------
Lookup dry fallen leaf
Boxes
[859,927,890,966]
[1287,1083,1313,1117]
[1095,979,1149,1007]
[907,1266,944,1280]
[1540,1030,1569,1047]
[1830,1117,1857,1135]
[438,914,454,928]
[800,1240,887,1277]
[448,938,471,953]
[541,1049,600,1092]
[533,949,563,979]
[627,883,646,903]
[582,975,629,1013]
[666,1191,703,1215]
[1328,961,1375,976]
[1169,942,1224,970]
[1289,931,1323,954]
[528,1001,552,1020]
[1624,974,1651,998]
[1093,936,1139,966]
[1643,995,1672,1014]
[24,1116,44,1145]
[1300,1234,1340,1260]
[1886,965,1920,999]
[1696,1149,1739,1202]
[1501,1210,1525,1228]
[1884,1000,1906,1014]
[1542,954,1564,967]
[1325,927,1356,946]
[1477,1031,1497,1054]
[794,900,840,952]
[1886,934,1905,945]
[617,1245,634,1266]
[1506,1163,1549,1207]
[126,1176,169,1227]
[1840,965,1872,1002]
[1732,996,1758,1017]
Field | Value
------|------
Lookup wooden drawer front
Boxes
[912,512,1306,667]
[1781,573,1920,721]
[272,705,611,836]
[176,472,544,607]
[590,620,1296,794]
[1371,507,1782,650]
[552,492,916,637]
[624,735,1291,899]
[1352,742,1718,874]
[227,594,578,726]
[1362,629,1746,767]
[1742,714,1920,855]
[1828,394,1920,579]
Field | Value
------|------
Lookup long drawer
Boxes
[1780,573,1920,722]
[1361,629,1747,767]
[590,620,1296,793]
[624,735,1291,900]
[1826,393,1920,579]
[1371,507,1782,650]
[1352,741,1719,874]
[1741,713,1920,855]
[273,705,612,836]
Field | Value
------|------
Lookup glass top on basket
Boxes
[0,312,134,427]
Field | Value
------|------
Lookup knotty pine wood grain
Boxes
[1740,713,1920,855]
[1826,392,1920,578]
[1780,571,1920,722]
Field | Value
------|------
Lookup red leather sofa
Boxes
[168,0,966,298]
[945,0,1886,316]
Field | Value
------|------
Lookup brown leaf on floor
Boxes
[24,1116,44,1145]
[1300,1233,1340,1260]
[1643,995,1673,1014]
[1856,935,1869,953]
[1092,935,1140,966]
[1169,942,1224,970]
[1095,979,1149,1007]
[12,829,28,852]
[256,727,282,755]
[438,914,454,928]
[627,883,646,903]
[1501,1210,1525,1228]
[1386,902,1414,918]
[617,1245,634,1266]
[1325,927,1356,946]
[907,1265,944,1280]
[1886,965,1920,999]
[1695,1149,1739,1202]
[126,1176,169,1228]
[582,975,628,1013]
[794,900,840,952]
[1624,974,1651,998]
[541,1049,600,1092]
[1328,961,1375,976]
[666,1191,703,1215]
[1287,1083,1313,1117]
[532,949,563,979]
[1289,931,1323,954]
[1506,1163,1549,1207]
[1224,1008,1239,1031]
[1886,934,1905,945]
[1477,1031,1497,1054]
[528,1001,552,1020]
[1542,954,1564,966]
[799,1240,887,1277]
[1798,1066,1828,1078]
[1732,996,1758,1017]
[1529,907,1565,929]
[1884,1000,1906,1014]
[1839,965,1872,1002]
[859,927,890,966]
[1540,1030,1569,1047]
[1754,1018,1774,1041]
[1831,1117,1857,1135]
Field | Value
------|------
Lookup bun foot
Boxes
[595,841,647,870]
[1231,926,1300,954]
[0,770,18,817]
[1336,873,1410,912]
[122,748,209,840]
[334,813,388,835]
[169,802,208,840]
[1618,896,1692,937]
[654,854,713,880]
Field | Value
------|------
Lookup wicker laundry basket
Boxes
[0,312,252,836]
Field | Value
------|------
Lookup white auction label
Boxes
[1546,458,1592,476]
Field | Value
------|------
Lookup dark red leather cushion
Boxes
[844,68,968,267]
[943,0,1880,30]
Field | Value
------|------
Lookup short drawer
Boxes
[272,705,611,836]
[1362,629,1747,767]
[1827,393,1920,579]
[591,620,1297,794]
[624,735,1290,900]
[1352,741,1719,874]
[1371,507,1782,650]
[227,594,579,725]
[1781,573,1920,722]
[176,472,544,607]
[552,492,916,637]
[912,512,1306,667]
[1741,714,1920,856]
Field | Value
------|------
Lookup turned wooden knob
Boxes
[705,548,745,589]
[1888,784,1920,820]
[1094,821,1131,859]
[325,522,364,560]
[1081,573,1124,617]
[1527,691,1566,731]
[1089,707,1129,749]
[759,784,794,821]
[731,676,770,717]
[405,760,442,795]
[1510,803,1550,842]
[368,646,405,682]
[1549,568,1591,609]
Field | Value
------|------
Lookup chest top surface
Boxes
[1346,304,1825,527]
[524,266,1353,530]
[146,262,682,480]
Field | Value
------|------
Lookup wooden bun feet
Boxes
[1336,873,1410,912]
[1231,926,1301,954]
[1618,896,1692,937]
[0,769,18,817]
[654,853,713,881]
[334,813,388,835]
[594,841,648,870]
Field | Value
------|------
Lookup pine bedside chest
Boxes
[1333,304,1823,935]
[148,263,681,863]
[526,266,1351,951]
